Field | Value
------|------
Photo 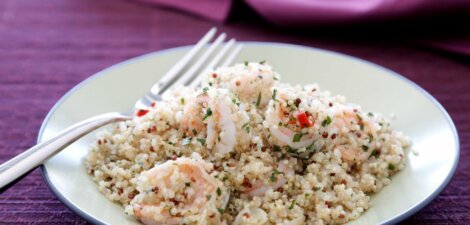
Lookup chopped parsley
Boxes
[244,61,248,66]
[203,107,212,120]
[368,133,374,142]
[185,182,191,187]
[367,112,374,117]
[192,129,197,135]
[242,123,250,133]
[259,60,266,64]
[202,87,209,93]
[256,92,262,106]
[292,133,303,142]
[322,116,332,127]
[197,138,206,145]
[272,89,277,100]
[288,200,296,210]
[369,149,380,158]
[206,195,212,200]
[273,145,281,152]
[182,137,192,146]
[361,145,368,151]
[217,208,225,214]
[388,163,395,170]
[269,169,282,183]
[356,114,363,121]
[180,97,185,105]
[216,187,222,196]
[360,124,364,131]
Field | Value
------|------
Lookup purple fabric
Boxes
[141,0,470,56]
[0,0,469,224]
[244,0,470,25]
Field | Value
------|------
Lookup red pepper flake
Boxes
[277,187,284,193]
[150,102,156,107]
[171,155,177,160]
[97,140,102,145]
[151,126,157,132]
[339,214,345,219]
[297,112,313,128]
[136,109,149,117]
[212,73,218,78]
[117,188,123,195]
[128,192,137,199]
[341,179,347,185]
[331,133,337,139]
[242,177,252,188]
[261,146,267,152]
[149,146,154,152]
[353,109,358,113]
[243,213,250,218]
[325,201,333,208]
[209,214,215,218]
[330,173,336,176]
[322,132,328,138]
[329,102,333,107]
[235,81,241,86]
[147,128,152,133]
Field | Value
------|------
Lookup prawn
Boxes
[131,155,229,225]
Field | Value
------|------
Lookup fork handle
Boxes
[0,112,131,193]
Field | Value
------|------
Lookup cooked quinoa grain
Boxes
[85,62,411,225]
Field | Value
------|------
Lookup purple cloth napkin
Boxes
[138,0,470,56]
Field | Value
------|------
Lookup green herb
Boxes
[361,145,368,151]
[203,107,212,120]
[208,82,212,86]
[269,169,282,183]
[203,87,209,93]
[278,121,283,127]
[217,208,225,214]
[379,122,384,127]
[216,187,222,196]
[369,149,380,158]
[197,138,206,145]
[288,200,296,210]
[256,92,262,106]
[244,61,248,66]
[192,129,197,135]
[185,182,191,187]
[222,176,228,182]
[368,133,374,143]
[242,123,250,132]
[293,133,303,142]
[314,187,321,191]
[273,76,279,81]
[259,60,266,64]
[322,116,332,127]
[367,112,374,117]
[180,98,185,105]
[272,89,277,100]
[388,163,395,170]
[360,124,364,131]
[182,137,192,146]
[273,145,281,152]
[356,114,363,121]
[167,141,175,145]
[206,195,212,200]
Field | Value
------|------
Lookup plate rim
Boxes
[39,41,460,225]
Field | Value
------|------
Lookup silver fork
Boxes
[0,27,243,193]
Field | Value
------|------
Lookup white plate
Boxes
[40,42,459,225]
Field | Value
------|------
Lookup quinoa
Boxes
[85,62,411,225]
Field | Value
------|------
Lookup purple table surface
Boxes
[0,0,469,224]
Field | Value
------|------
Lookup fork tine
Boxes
[149,27,217,95]
[221,44,243,67]
[189,39,236,88]
[170,33,227,88]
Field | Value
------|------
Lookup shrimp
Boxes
[181,89,239,155]
[207,62,278,107]
[266,92,315,149]
[234,207,268,225]
[244,160,294,197]
[327,106,379,162]
[131,154,229,225]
